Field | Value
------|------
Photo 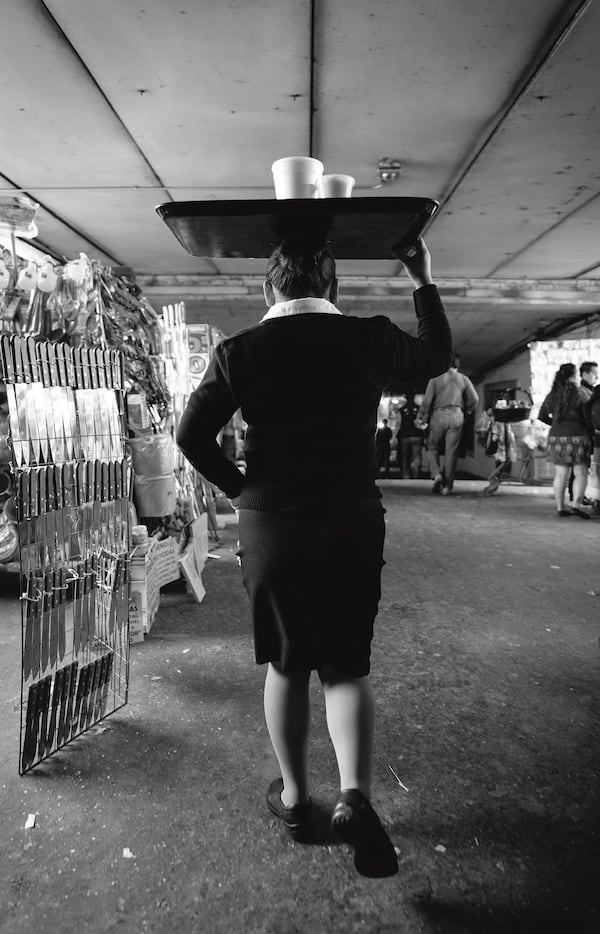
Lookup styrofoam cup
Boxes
[271,156,324,199]
[316,174,355,198]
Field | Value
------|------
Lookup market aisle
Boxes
[1,480,599,934]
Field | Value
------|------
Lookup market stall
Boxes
[0,196,211,772]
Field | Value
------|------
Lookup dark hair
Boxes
[580,360,598,377]
[266,242,336,300]
[548,363,577,420]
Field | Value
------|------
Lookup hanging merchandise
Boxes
[0,333,131,775]
[86,267,171,431]
[0,195,40,333]
[0,258,10,290]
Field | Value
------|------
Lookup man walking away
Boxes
[418,354,479,495]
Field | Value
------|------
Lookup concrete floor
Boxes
[0,480,599,934]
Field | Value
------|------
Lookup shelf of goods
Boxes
[0,244,211,607]
[126,301,210,624]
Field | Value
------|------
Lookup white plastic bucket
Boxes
[134,475,176,517]
[128,434,174,476]
[271,156,324,199]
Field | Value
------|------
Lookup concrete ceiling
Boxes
[2,0,600,375]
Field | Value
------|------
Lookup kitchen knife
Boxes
[49,568,59,669]
[11,337,29,467]
[21,680,41,772]
[24,336,46,465]
[86,657,102,728]
[56,660,72,746]
[94,654,108,722]
[37,342,55,465]
[1,334,21,465]
[57,566,66,663]
[100,651,114,716]
[22,572,38,681]
[36,673,52,760]
[71,564,82,657]
[63,660,78,743]
[40,570,51,674]
[72,662,89,737]
[26,342,41,466]
[46,666,64,753]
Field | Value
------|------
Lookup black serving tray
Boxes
[155,197,438,259]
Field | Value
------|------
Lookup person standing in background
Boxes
[375,418,393,478]
[538,363,593,518]
[579,361,598,401]
[397,391,426,478]
[578,362,599,515]
[567,361,598,504]
[585,384,600,516]
[418,354,479,495]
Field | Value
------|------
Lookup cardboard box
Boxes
[179,514,209,605]
[128,590,145,644]
[128,534,181,638]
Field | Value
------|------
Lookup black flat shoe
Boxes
[331,789,398,878]
[266,778,313,841]
[557,509,573,517]
[432,477,443,494]
[569,507,590,519]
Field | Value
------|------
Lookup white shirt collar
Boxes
[261,297,342,321]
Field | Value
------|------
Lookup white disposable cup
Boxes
[316,173,355,198]
[271,156,324,199]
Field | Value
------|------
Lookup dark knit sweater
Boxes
[538,386,591,437]
[177,285,452,510]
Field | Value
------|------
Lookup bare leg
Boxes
[263,664,311,806]
[572,463,589,507]
[553,464,570,511]
[320,670,375,801]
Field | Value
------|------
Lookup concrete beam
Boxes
[137,274,600,306]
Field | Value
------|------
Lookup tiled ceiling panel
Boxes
[426,0,600,278]
[314,0,571,191]
[26,188,214,273]
[494,193,600,279]
[0,1,158,188]
[44,0,311,189]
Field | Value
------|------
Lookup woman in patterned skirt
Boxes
[538,363,594,518]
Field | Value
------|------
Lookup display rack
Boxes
[0,334,131,774]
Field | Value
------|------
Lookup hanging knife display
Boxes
[0,335,131,775]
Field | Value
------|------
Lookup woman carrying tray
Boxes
[177,236,452,877]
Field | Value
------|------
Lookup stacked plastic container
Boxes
[129,434,176,518]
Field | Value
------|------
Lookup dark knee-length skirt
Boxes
[237,500,386,677]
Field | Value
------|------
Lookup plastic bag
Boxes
[522,420,549,455]
[484,426,499,457]
[475,412,498,455]
[475,411,492,448]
